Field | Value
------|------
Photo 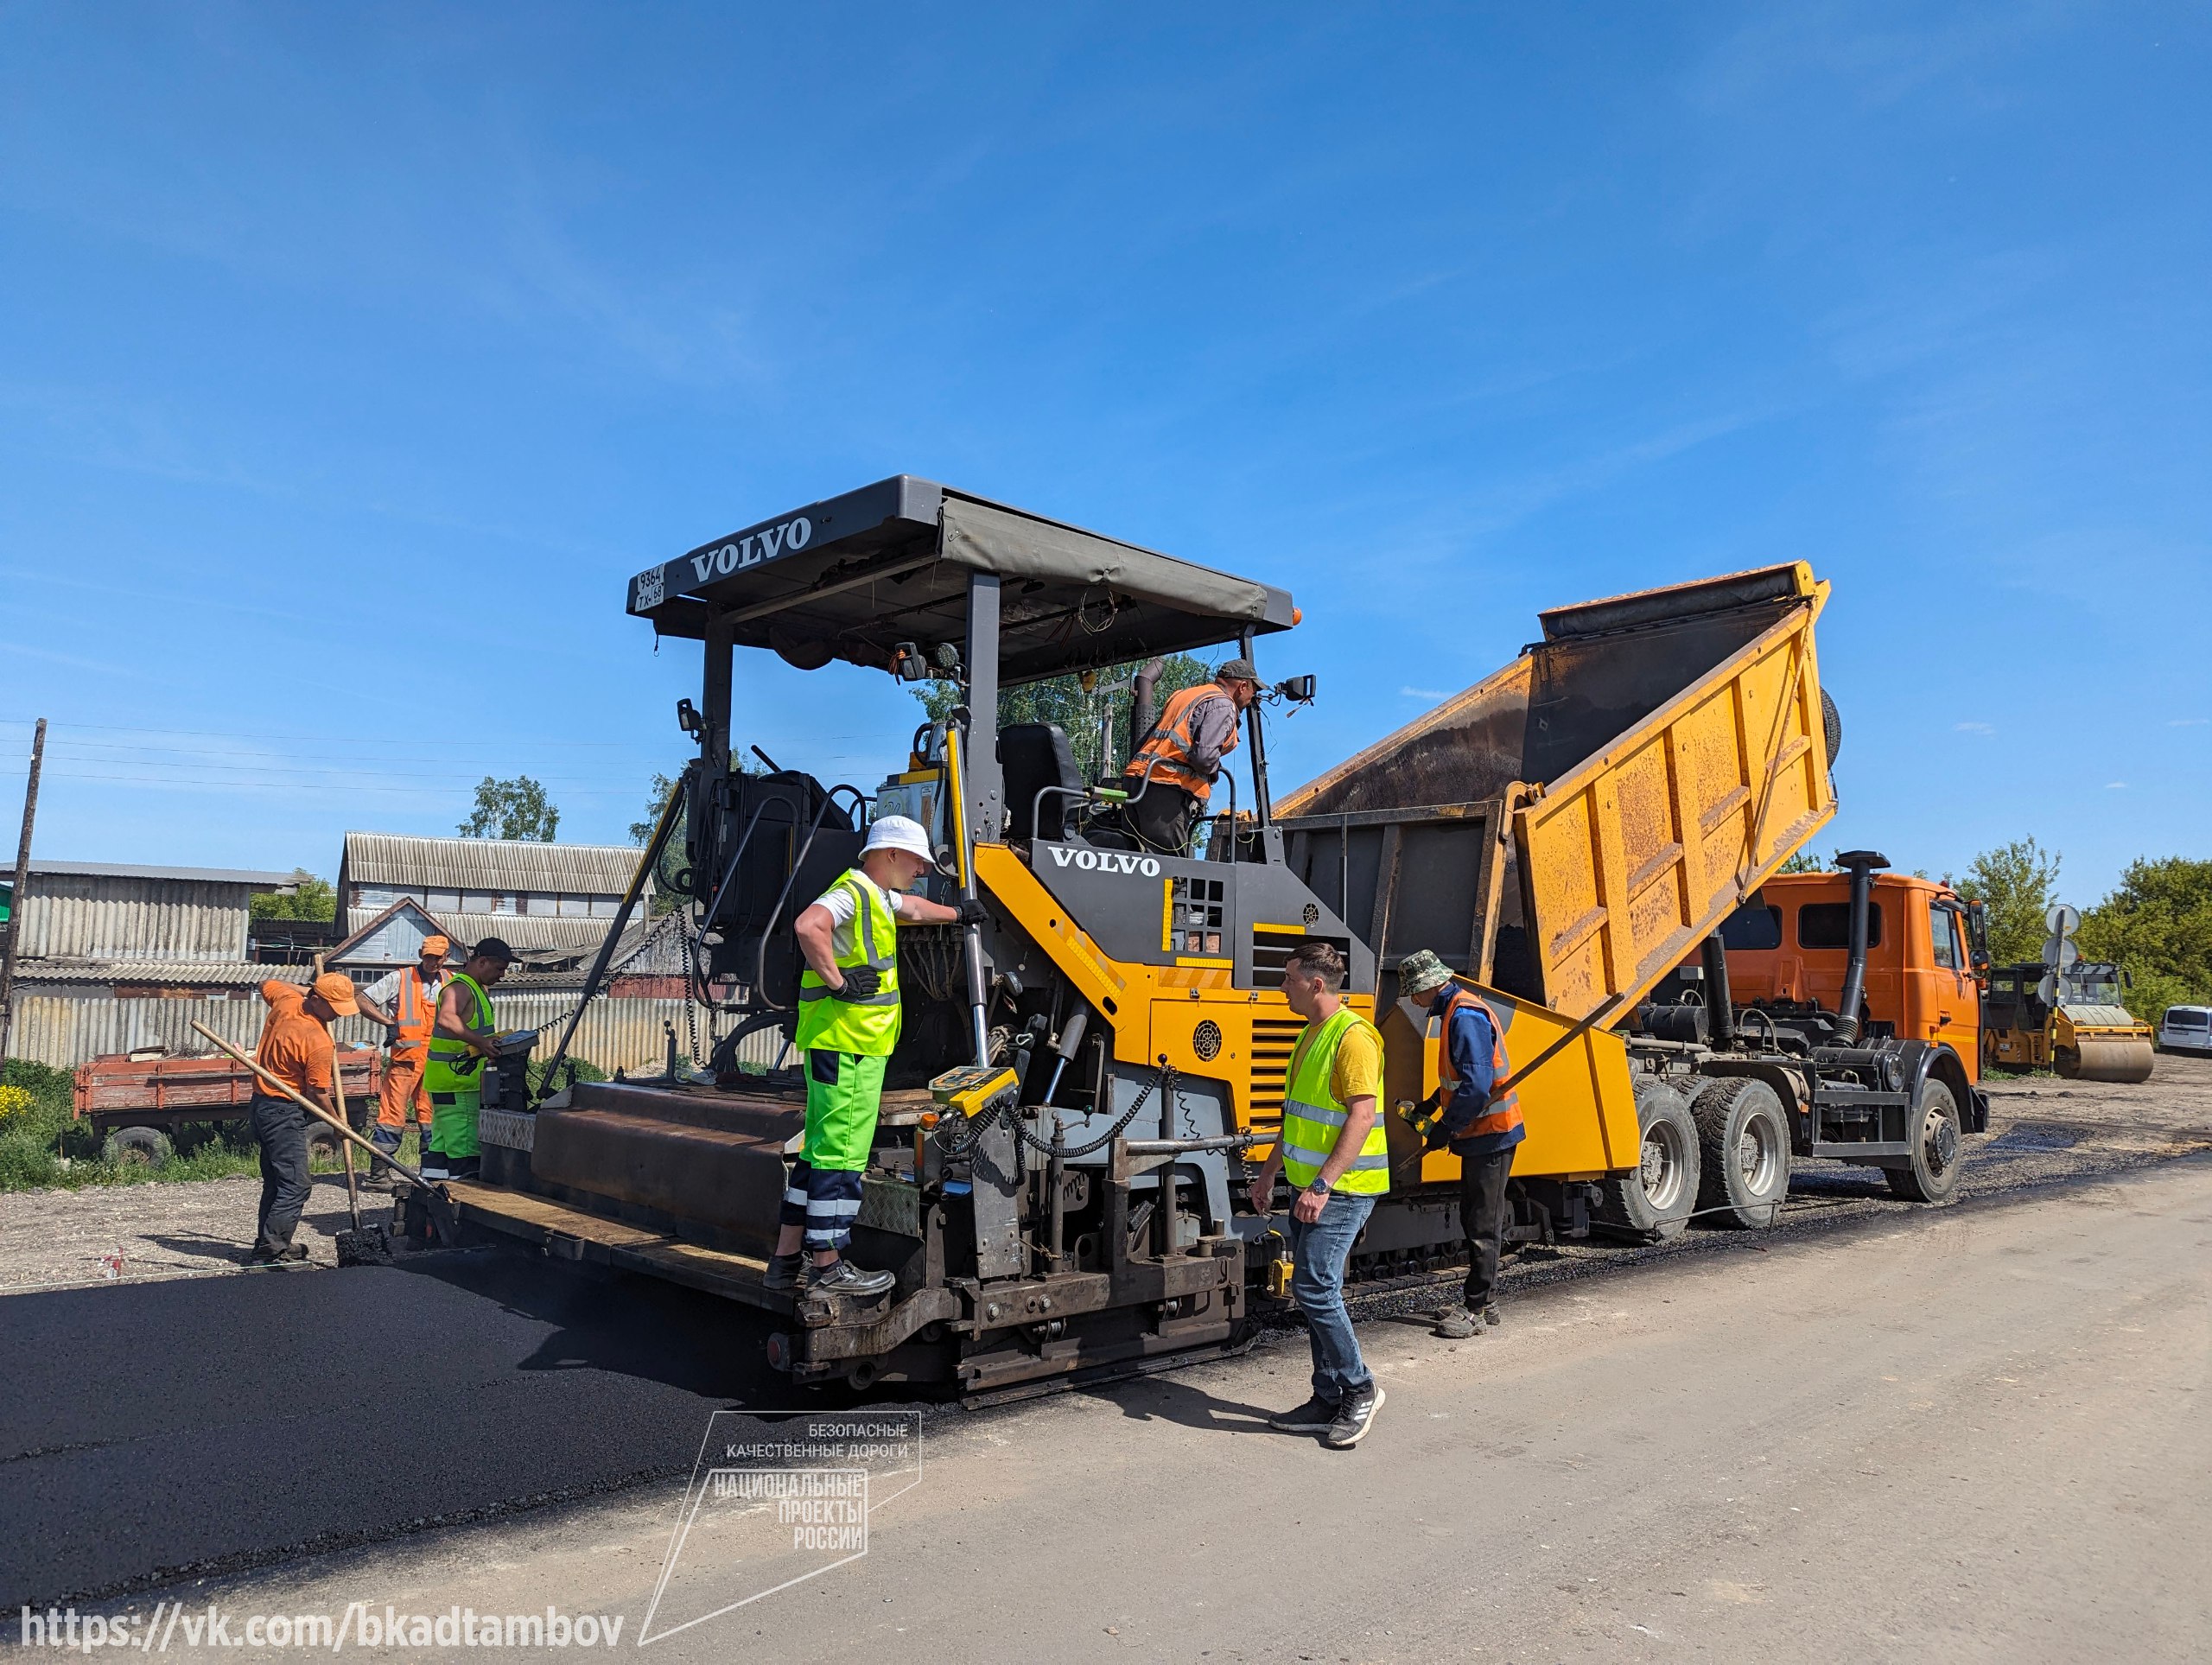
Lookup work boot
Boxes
[762,1253,804,1292]
[1432,1308,1480,1340]
[1267,1395,1342,1433]
[1323,1385,1385,1449]
[1481,1303,1501,1329]
[804,1258,894,1297]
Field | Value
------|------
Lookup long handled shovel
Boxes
[192,1020,458,1245]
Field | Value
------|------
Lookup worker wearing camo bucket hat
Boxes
[766,816,989,1297]
[1397,949,1524,1340]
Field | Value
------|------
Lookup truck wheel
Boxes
[105,1125,173,1166]
[306,1125,344,1168]
[1885,1078,1963,1204]
[1595,1078,1700,1242]
[1690,1078,1790,1228]
[1821,690,1843,767]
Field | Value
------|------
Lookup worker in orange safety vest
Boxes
[1397,949,1523,1340]
[1118,658,1262,855]
[353,933,450,1184]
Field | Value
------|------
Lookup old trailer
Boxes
[431,488,1967,1395]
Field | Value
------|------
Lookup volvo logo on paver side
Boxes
[686,515,815,584]
[1046,846,1160,876]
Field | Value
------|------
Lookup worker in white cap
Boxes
[766,815,986,1295]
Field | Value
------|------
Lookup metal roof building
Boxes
[333,832,648,969]
[3,859,302,963]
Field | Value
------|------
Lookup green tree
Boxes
[1776,848,1827,874]
[249,870,336,922]
[1953,838,2062,966]
[459,775,560,842]
[631,772,683,847]
[2078,855,2212,1026]
[912,653,1215,784]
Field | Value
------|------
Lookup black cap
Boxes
[1217,658,1259,684]
[471,937,515,963]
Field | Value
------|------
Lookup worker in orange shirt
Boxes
[249,972,361,1263]
[353,934,449,1184]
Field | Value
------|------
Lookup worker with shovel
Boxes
[422,937,514,1182]
[351,932,449,1187]
[766,816,985,1296]
[247,972,362,1263]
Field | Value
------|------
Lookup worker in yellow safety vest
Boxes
[421,937,514,1182]
[353,932,451,1185]
[1246,940,1390,1448]
[1119,658,1262,854]
[766,816,987,1297]
[1398,949,1523,1339]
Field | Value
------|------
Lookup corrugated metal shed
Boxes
[341,910,616,956]
[8,867,292,961]
[19,960,306,988]
[340,832,642,893]
[29,859,300,887]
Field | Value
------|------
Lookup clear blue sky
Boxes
[2,3,2204,905]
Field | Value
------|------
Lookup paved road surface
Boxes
[10,1156,2207,1660]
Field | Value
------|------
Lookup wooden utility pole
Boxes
[0,718,48,1067]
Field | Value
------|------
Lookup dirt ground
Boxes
[2,1053,2208,1294]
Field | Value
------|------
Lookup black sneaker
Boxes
[762,1253,804,1291]
[1432,1308,1479,1340]
[1324,1386,1385,1448]
[804,1258,894,1297]
[1268,1395,1342,1433]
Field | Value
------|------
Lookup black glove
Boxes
[835,965,883,1001]
[953,897,991,926]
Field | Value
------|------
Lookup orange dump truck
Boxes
[1281,562,1986,1241]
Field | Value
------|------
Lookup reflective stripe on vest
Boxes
[392,969,439,1058]
[1124,683,1238,804]
[1434,986,1522,1142]
[794,870,903,1057]
[1279,1004,1389,1195]
[423,971,493,1095]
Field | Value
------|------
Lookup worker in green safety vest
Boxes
[766,816,987,1297]
[422,937,514,1182]
[1247,939,1390,1448]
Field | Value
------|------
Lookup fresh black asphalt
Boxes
[0,1249,791,1607]
[5,1092,2203,1609]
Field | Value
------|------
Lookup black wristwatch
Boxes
[1305,1177,1333,1198]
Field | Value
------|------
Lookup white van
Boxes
[2157,1005,2212,1056]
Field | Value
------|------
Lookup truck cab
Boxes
[1715,872,1983,1079]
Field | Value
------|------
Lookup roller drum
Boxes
[2057,1038,2155,1084]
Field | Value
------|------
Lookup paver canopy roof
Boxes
[626,476,1295,685]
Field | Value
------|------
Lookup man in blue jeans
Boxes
[1246,941,1389,1448]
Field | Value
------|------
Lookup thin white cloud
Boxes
[2168,717,2209,728]
[1400,686,1451,701]
[1954,721,1995,734]
[2104,781,2127,790]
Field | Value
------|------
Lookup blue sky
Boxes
[1,3,2204,904]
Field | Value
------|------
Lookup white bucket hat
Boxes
[863,815,935,862]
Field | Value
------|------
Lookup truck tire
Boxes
[1690,1078,1790,1228]
[1595,1077,1700,1242]
[1821,690,1843,768]
[105,1125,173,1166]
[306,1124,344,1167]
[1885,1077,1964,1204]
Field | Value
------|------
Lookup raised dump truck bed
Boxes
[1278,561,1980,1237]
[1277,562,1838,1022]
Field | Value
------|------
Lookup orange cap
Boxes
[419,934,451,958]
[311,972,361,1016]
